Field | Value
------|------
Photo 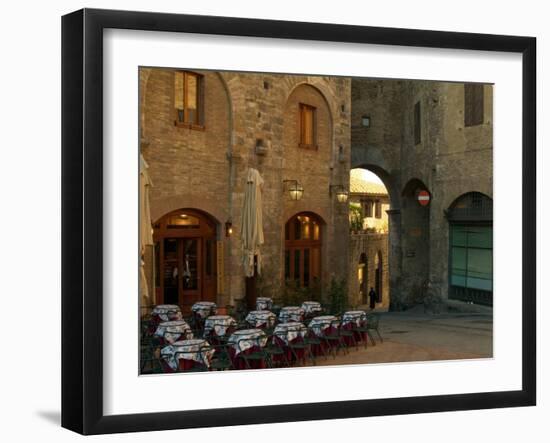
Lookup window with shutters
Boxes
[174,71,204,129]
[375,201,382,219]
[299,103,317,149]
[464,83,484,127]
[414,101,421,145]
[364,200,373,218]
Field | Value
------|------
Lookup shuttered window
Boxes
[299,104,317,148]
[464,83,484,127]
[174,71,204,127]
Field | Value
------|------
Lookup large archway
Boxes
[349,168,392,309]
[153,208,218,312]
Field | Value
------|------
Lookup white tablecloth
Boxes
[246,310,277,328]
[191,301,217,318]
[227,329,268,355]
[152,304,182,321]
[155,320,193,343]
[204,315,237,337]
[342,310,367,327]
[301,301,322,315]
[273,322,307,344]
[161,339,214,370]
[279,306,305,323]
[256,297,273,311]
[308,315,339,336]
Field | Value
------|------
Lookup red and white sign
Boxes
[417,190,431,206]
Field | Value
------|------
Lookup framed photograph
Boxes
[61,8,536,435]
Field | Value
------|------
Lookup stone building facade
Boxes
[139,68,493,313]
[140,68,351,312]
[351,79,493,307]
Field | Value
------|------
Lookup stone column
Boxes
[386,208,403,310]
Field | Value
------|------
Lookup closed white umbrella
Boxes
[140,154,154,305]
[240,168,264,277]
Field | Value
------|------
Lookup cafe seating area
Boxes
[140,298,384,374]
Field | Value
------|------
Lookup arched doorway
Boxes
[358,253,368,304]
[153,208,218,311]
[446,192,493,306]
[284,212,323,289]
[374,251,383,303]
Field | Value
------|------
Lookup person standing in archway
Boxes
[368,287,377,310]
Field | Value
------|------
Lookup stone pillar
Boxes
[386,208,403,310]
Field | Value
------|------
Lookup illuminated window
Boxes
[299,103,317,149]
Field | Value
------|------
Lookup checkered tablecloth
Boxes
[256,297,273,311]
[155,320,193,343]
[204,315,237,337]
[246,310,277,328]
[308,315,339,336]
[151,304,182,321]
[191,301,217,318]
[278,306,305,323]
[161,339,214,370]
[227,329,268,355]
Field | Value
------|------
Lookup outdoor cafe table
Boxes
[227,328,268,369]
[273,322,308,361]
[154,320,193,344]
[308,315,339,337]
[191,301,217,319]
[342,310,368,343]
[256,297,273,311]
[278,306,305,323]
[301,301,322,315]
[151,304,182,322]
[160,338,214,372]
[273,322,308,344]
[204,315,237,339]
[245,310,277,328]
[308,315,339,356]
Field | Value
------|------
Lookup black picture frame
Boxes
[61,8,536,435]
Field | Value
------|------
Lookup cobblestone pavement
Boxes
[310,308,493,367]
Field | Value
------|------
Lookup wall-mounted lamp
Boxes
[283,179,304,201]
[329,185,349,203]
[225,220,233,237]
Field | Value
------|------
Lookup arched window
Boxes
[284,212,322,288]
[447,192,493,306]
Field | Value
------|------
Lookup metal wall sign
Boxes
[417,190,430,206]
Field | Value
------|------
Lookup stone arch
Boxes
[402,177,431,198]
[151,196,225,240]
[350,163,400,210]
[349,163,401,309]
[283,80,339,160]
[444,189,493,214]
[284,211,325,292]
